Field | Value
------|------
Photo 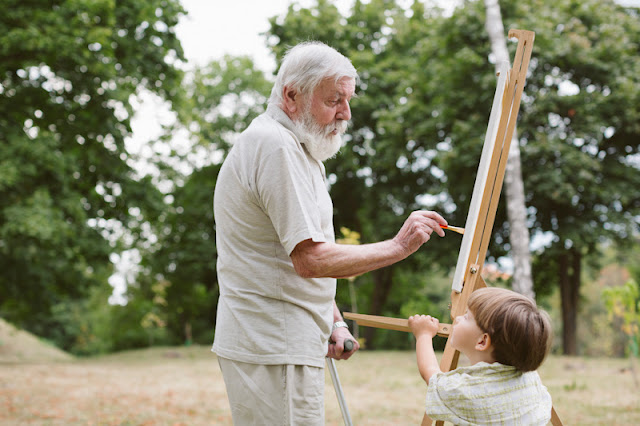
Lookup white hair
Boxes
[268,41,358,107]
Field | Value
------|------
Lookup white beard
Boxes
[292,107,348,162]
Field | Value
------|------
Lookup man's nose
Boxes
[336,100,351,121]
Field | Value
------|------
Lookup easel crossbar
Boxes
[343,312,451,337]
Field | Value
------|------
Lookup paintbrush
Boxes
[440,224,465,235]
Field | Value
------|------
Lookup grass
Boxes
[1,345,639,425]
[0,318,73,363]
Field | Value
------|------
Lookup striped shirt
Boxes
[426,362,552,425]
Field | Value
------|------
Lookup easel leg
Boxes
[421,413,433,426]
[551,407,563,426]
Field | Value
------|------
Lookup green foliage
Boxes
[108,296,171,352]
[397,268,452,351]
[172,55,272,153]
[539,243,639,357]
[514,0,640,254]
[139,165,223,345]
[603,280,640,358]
[0,0,185,349]
[127,54,272,347]
[50,280,115,355]
[262,0,640,350]
[6,0,638,355]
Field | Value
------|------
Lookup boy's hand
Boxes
[408,314,440,339]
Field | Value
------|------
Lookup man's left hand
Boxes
[327,327,359,360]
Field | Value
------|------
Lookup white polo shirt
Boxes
[212,104,336,368]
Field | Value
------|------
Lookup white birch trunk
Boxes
[483,0,535,299]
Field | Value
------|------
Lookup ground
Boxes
[1,321,639,425]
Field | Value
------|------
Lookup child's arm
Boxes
[408,314,442,384]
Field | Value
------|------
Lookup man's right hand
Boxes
[290,210,447,280]
[393,210,447,255]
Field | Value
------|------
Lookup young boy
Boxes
[409,287,553,425]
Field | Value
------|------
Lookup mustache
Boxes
[326,119,348,136]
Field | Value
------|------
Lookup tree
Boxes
[133,55,271,345]
[388,0,640,355]
[0,0,185,347]
[505,0,640,354]
[266,0,640,353]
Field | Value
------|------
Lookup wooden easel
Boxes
[345,29,563,425]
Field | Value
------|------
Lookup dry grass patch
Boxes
[1,346,231,425]
[1,345,638,425]
[0,318,73,363]
[327,350,640,425]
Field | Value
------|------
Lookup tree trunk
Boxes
[483,0,535,300]
[559,248,581,355]
[363,266,394,349]
[184,321,192,346]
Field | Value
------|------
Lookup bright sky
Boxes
[126,0,354,175]
[176,0,354,73]
[125,1,318,178]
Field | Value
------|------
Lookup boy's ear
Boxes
[475,333,492,352]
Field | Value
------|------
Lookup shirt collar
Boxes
[265,104,326,175]
[266,103,299,137]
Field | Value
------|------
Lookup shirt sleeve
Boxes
[255,144,327,255]
[425,371,469,424]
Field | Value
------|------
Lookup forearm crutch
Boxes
[326,339,354,426]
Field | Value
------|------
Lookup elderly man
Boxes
[212,41,447,425]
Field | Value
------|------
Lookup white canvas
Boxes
[451,61,510,293]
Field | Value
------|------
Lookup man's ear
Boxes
[475,333,492,352]
[282,86,299,115]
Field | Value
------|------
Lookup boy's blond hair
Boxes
[468,287,552,372]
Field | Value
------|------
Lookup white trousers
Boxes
[218,357,325,426]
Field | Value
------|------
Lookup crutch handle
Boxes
[330,338,356,352]
[344,339,355,352]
